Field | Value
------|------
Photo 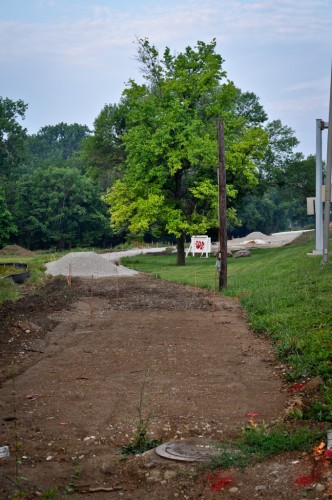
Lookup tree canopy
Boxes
[0,97,27,181]
[102,39,269,264]
[15,165,111,249]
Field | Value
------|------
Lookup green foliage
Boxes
[0,97,27,182]
[101,39,269,260]
[81,103,126,189]
[0,188,17,246]
[208,445,249,471]
[208,423,320,471]
[15,165,111,249]
[258,119,300,186]
[120,437,161,457]
[41,486,58,499]
[25,122,91,168]
[239,423,319,461]
[232,120,308,236]
[0,278,20,304]
[237,188,290,235]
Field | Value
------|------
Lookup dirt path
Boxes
[0,276,326,498]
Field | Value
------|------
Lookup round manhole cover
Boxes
[155,438,219,462]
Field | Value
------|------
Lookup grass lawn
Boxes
[122,235,332,420]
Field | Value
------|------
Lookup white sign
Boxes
[307,197,315,215]
[186,236,211,258]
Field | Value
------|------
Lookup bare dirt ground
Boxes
[0,275,330,499]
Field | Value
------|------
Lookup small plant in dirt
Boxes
[121,376,161,456]
[208,445,249,471]
[64,461,81,495]
[41,486,58,499]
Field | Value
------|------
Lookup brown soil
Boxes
[0,276,330,499]
[0,245,36,257]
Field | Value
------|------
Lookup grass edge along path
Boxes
[122,236,332,421]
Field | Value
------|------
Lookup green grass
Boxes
[0,253,54,305]
[122,235,332,418]
[208,422,321,471]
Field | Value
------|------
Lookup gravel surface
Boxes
[225,230,312,250]
[101,247,167,262]
[45,251,139,277]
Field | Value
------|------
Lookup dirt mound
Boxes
[0,245,35,257]
[245,231,269,240]
[45,251,139,277]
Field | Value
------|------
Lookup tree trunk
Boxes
[176,233,186,266]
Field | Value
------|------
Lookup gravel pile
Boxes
[227,230,312,250]
[45,252,139,277]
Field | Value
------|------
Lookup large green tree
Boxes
[102,39,268,264]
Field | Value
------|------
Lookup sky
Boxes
[1,0,331,158]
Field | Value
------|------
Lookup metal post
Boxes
[217,119,227,290]
[315,119,324,254]
[322,67,332,264]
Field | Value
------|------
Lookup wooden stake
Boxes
[67,263,72,288]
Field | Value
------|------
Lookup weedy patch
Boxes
[64,461,81,495]
[206,422,322,471]
[120,375,161,456]
[41,486,58,499]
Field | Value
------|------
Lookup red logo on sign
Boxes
[195,240,205,250]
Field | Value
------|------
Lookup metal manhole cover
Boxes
[155,439,219,462]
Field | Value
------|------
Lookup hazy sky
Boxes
[1,0,331,158]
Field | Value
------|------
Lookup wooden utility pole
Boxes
[217,119,227,290]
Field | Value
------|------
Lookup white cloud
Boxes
[1,0,330,69]
[1,0,331,155]
[282,78,328,93]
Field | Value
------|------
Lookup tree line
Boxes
[0,39,316,261]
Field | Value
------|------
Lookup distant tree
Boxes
[280,154,316,227]
[25,122,91,169]
[235,90,268,126]
[0,97,28,211]
[0,97,28,178]
[234,154,316,234]
[81,104,126,189]
[236,189,290,236]
[0,188,17,247]
[257,119,300,189]
[15,165,111,249]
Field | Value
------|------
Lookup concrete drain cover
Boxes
[155,439,219,462]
